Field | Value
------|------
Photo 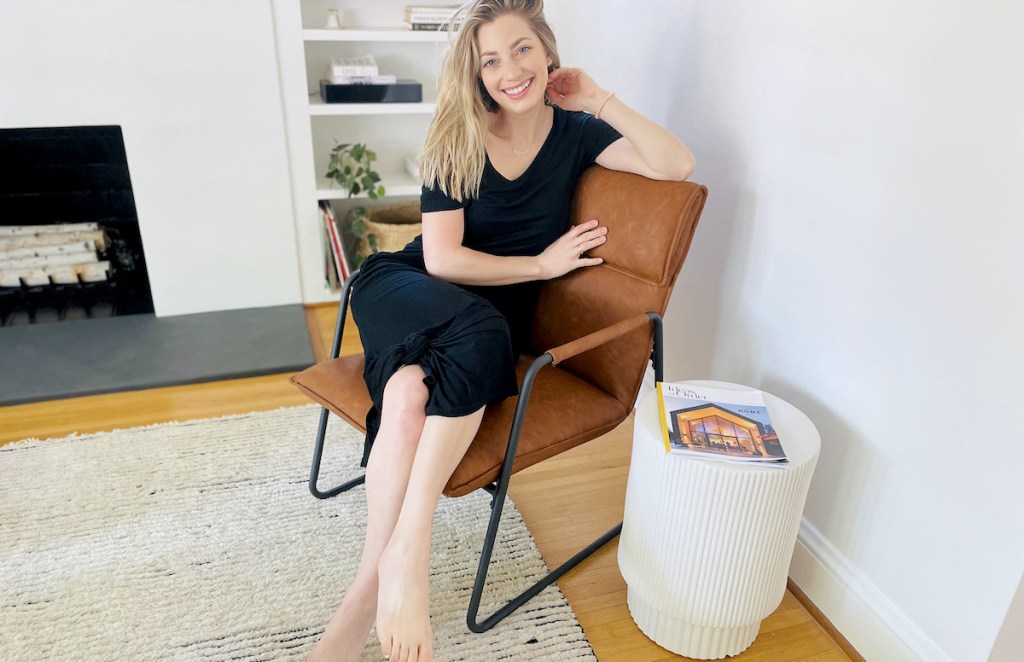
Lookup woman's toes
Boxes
[379,633,392,659]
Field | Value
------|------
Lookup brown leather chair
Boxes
[291,166,707,632]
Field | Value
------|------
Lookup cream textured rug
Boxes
[0,405,596,661]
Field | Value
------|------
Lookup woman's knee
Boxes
[381,365,429,430]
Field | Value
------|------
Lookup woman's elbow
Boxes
[654,156,695,182]
[423,247,447,277]
[673,155,696,182]
[423,251,441,277]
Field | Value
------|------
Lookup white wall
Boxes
[0,0,301,317]
[546,1,1024,660]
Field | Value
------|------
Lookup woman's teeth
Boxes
[504,78,532,96]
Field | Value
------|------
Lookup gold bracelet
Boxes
[595,90,616,119]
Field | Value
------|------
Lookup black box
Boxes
[319,79,424,103]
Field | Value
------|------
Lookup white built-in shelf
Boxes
[309,95,437,116]
[316,170,420,200]
[303,27,452,42]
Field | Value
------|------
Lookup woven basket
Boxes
[354,201,421,258]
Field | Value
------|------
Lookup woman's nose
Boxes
[504,60,523,79]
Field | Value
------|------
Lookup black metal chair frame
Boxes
[308,268,665,633]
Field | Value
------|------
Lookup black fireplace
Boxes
[0,126,154,326]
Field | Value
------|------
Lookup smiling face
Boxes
[476,13,553,114]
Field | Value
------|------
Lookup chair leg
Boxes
[308,270,367,499]
[467,481,621,633]
[466,353,622,633]
[309,406,366,499]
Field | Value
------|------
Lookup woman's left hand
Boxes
[545,67,608,114]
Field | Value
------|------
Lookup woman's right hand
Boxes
[536,219,609,280]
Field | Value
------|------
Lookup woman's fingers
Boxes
[576,236,607,256]
[563,220,607,269]
[575,228,608,245]
[568,221,607,251]
[583,228,608,241]
[571,219,600,238]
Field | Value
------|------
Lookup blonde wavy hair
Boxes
[418,0,561,202]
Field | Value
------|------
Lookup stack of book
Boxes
[403,5,463,31]
[325,55,396,85]
[319,201,351,290]
[321,54,423,103]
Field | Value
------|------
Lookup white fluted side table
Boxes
[618,380,820,659]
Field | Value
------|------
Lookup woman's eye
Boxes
[484,59,496,67]
[518,46,531,55]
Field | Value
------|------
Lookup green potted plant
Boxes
[325,142,385,268]
[324,142,421,269]
[325,142,385,199]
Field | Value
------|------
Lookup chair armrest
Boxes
[545,312,651,366]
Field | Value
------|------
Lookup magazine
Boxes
[656,382,787,466]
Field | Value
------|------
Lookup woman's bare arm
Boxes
[546,68,695,181]
[421,208,605,285]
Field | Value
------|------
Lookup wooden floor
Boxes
[1,304,855,662]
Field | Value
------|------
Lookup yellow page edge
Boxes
[656,382,670,452]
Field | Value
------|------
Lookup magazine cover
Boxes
[656,382,787,465]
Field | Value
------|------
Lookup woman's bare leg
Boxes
[376,406,486,662]
[308,365,430,662]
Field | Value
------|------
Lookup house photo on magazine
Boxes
[657,382,787,465]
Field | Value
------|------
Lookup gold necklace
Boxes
[512,143,531,155]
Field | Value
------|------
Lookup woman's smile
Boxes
[502,77,534,99]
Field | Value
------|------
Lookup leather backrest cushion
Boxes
[572,167,703,286]
[529,167,707,406]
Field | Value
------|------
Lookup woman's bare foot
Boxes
[376,538,433,662]
[308,577,378,662]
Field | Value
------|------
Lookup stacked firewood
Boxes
[0,223,111,288]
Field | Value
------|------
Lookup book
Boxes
[656,382,787,466]
[326,202,351,282]
[327,74,398,85]
[320,203,338,290]
[327,55,379,78]
[320,201,350,286]
[404,5,461,20]
[403,6,463,30]
[405,12,459,23]
[403,21,448,31]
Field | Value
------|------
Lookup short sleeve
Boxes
[579,114,623,167]
[420,182,468,213]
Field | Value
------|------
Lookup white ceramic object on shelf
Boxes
[618,381,820,659]
[324,9,343,29]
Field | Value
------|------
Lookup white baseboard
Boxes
[790,519,952,662]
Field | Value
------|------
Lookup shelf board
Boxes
[309,95,437,116]
[303,27,453,42]
[316,171,421,200]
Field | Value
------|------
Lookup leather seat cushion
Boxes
[290,353,629,497]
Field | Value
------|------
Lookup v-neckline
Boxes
[485,107,558,184]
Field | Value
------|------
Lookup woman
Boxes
[309,2,694,661]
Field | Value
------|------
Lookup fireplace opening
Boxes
[0,126,154,326]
